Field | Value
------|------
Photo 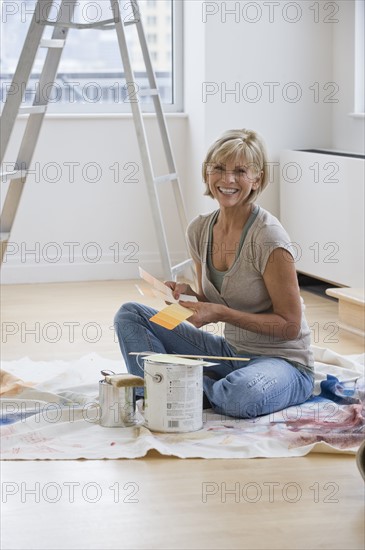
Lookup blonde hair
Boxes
[202,128,269,203]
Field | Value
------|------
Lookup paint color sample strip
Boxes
[138,266,197,305]
[152,288,198,304]
[149,303,193,330]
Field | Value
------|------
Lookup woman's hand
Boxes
[164,281,196,301]
[178,300,223,328]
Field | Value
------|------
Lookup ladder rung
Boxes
[124,19,140,27]
[0,232,10,243]
[19,105,47,115]
[41,18,117,30]
[40,38,65,49]
[154,173,177,185]
[0,170,25,183]
[138,88,159,97]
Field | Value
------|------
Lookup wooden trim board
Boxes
[326,287,365,337]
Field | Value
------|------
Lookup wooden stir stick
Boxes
[129,352,250,362]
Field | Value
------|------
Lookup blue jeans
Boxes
[114,302,314,419]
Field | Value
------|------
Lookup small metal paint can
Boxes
[99,370,139,428]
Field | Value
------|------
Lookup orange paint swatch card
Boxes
[149,303,193,330]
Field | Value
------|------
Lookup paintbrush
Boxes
[129,352,249,362]
[105,374,145,387]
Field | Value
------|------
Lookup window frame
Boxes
[353,0,365,115]
[2,0,184,115]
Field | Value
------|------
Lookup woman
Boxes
[114,129,314,419]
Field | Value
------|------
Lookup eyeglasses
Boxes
[206,163,260,182]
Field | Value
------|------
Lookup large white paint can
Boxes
[143,354,204,433]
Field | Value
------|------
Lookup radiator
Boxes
[279,149,365,288]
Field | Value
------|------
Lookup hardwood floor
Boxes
[1,280,364,550]
[1,280,364,360]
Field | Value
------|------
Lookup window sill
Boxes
[17,112,188,120]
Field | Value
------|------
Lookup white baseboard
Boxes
[0,251,188,284]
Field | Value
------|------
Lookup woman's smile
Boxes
[217,186,240,195]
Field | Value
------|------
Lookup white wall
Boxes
[1,114,189,282]
[184,0,334,221]
[3,0,361,284]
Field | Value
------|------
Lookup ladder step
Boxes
[42,18,117,30]
[124,19,139,27]
[40,38,65,49]
[0,232,10,243]
[138,88,159,97]
[0,170,24,183]
[19,105,47,115]
[47,18,141,30]
[154,173,177,185]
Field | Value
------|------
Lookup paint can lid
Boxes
[143,354,210,366]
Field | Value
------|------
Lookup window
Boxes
[147,33,158,44]
[0,0,183,113]
[354,0,365,114]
